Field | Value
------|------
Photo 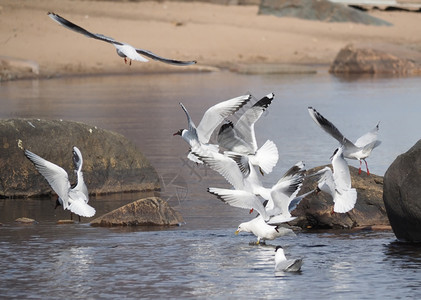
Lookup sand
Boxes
[1,0,420,78]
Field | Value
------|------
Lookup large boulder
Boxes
[258,0,392,26]
[0,119,160,197]
[330,44,421,75]
[291,165,389,229]
[90,197,184,226]
[383,140,421,242]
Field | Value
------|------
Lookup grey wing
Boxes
[135,48,196,66]
[235,93,274,152]
[288,189,316,212]
[354,122,380,148]
[207,188,268,221]
[47,12,122,45]
[24,149,71,202]
[197,94,251,144]
[179,102,199,141]
[308,107,354,146]
[192,150,245,190]
[217,122,254,153]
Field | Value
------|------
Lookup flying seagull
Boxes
[174,94,251,163]
[311,146,357,214]
[25,147,95,220]
[308,107,381,175]
[47,12,197,66]
[234,216,296,245]
[217,93,279,175]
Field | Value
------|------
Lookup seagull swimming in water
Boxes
[311,146,357,214]
[174,94,251,163]
[25,147,95,220]
[217,93,279,175]
[308,107,381,175]
[47,12,197,66]
[274,246,303,272]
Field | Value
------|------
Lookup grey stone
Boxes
[0,118,160,197]
[90,197,184,226]
[383,140,421,242]
[258,0,392,26]
[291,165,389,229]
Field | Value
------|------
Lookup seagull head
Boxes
[275,245,284,253]
[173,129,184,136]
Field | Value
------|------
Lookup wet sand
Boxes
[1,0,421,78]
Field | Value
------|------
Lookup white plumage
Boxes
[25,147,95,218]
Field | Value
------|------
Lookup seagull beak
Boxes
[235,230,239,235]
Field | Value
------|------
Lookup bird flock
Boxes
[174,94,380,272]
[22,12,381,273]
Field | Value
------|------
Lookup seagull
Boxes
[308,107,381,175]
[311,146,357,213]
[47,12,197,66]
[217,93,279,175]
[235,216,296,245]
[174,94,252,163]
[274,246,303,272]
[207,161,307,223]
[25,147,96,219]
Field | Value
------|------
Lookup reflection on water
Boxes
[1,72,421,298]
[1,226,421,299]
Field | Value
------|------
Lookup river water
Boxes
[1,71,421,299]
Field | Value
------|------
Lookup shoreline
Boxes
[1,0,421,80]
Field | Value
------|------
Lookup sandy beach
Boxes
[1,0,421,78]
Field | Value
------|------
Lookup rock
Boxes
[57,220,75,225]
[0,56,39,81]
[0,119,160,198]
[90,197,184,226]
[329,44,421,75]
[15,217,37,224]
[291,165,389,229]
[258,0,392,26]
[383,140,421,242]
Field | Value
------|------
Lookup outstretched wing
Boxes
[135,48,196,66]
[308,107,354,146]
[48,12,121,45]
[208,187,268,221]
[25,149,70,202]
[197,94,251,144]
[235,93,274,152]
[354,122,380,147]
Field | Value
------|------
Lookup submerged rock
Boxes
[330,44,421,75]
[0,119,160,198]
[15,217,37,224]
[258,0,391,26]
[90,197,184,227]
[291,165,389,229]
[383,140,421,242]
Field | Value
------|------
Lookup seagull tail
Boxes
[68,201,96,218]
[333,188,357,213]
[253,140,279,174]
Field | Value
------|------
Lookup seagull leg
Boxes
[259,167,264,176]
[249,208,254,214]
[129,59,132,66]
[358,160,362,175]
[364,159,370,175]
[124,57,128,64]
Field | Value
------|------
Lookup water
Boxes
[1,71,421,298]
